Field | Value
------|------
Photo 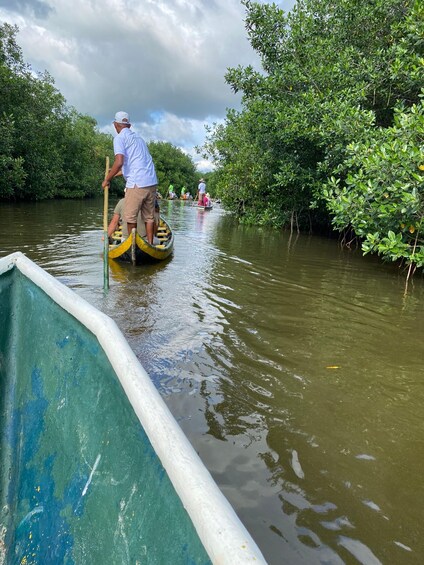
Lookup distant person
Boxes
[168,184,175,199]
[102,111,158,244]
[180,186,186,198]
[197,178,206,206]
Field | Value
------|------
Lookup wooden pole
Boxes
[103,156,110,291]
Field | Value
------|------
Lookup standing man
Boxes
[102,111,158,244]
[197,178,206,206]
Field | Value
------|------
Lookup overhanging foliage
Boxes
[202,0,424,269]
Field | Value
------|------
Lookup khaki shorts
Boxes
[125,185,156,224]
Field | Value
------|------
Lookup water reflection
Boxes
[1,199,424,564]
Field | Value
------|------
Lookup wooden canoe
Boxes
[0,252,265,564]
[108,217,174,265]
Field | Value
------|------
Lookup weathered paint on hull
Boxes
[0,253,266,565]
[0,266,209,564]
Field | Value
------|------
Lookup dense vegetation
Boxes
[203,0,424,270]
[148,141,198,197]
[0,24,112,200]
[0,23,198,202]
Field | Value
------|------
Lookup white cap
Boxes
[113,111,131,125]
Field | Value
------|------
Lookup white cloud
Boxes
[101,111,223,171]
[0,0,296,170]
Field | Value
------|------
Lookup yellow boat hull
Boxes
[108,218,174,265]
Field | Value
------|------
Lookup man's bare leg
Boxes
[146,221,154,245]
[127,222,136,236]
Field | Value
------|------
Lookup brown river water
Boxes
[1,198,423,564]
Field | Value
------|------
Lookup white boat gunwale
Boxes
[0,252,266,565]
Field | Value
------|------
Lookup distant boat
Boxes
[195,200,213,211]
[108,217,174,265]
[0,252,266,564]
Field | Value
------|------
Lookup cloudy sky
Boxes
[0,0,295,170]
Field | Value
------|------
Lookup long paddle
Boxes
[103,156,110,291]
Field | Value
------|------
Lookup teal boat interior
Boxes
[0,253,265,564]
